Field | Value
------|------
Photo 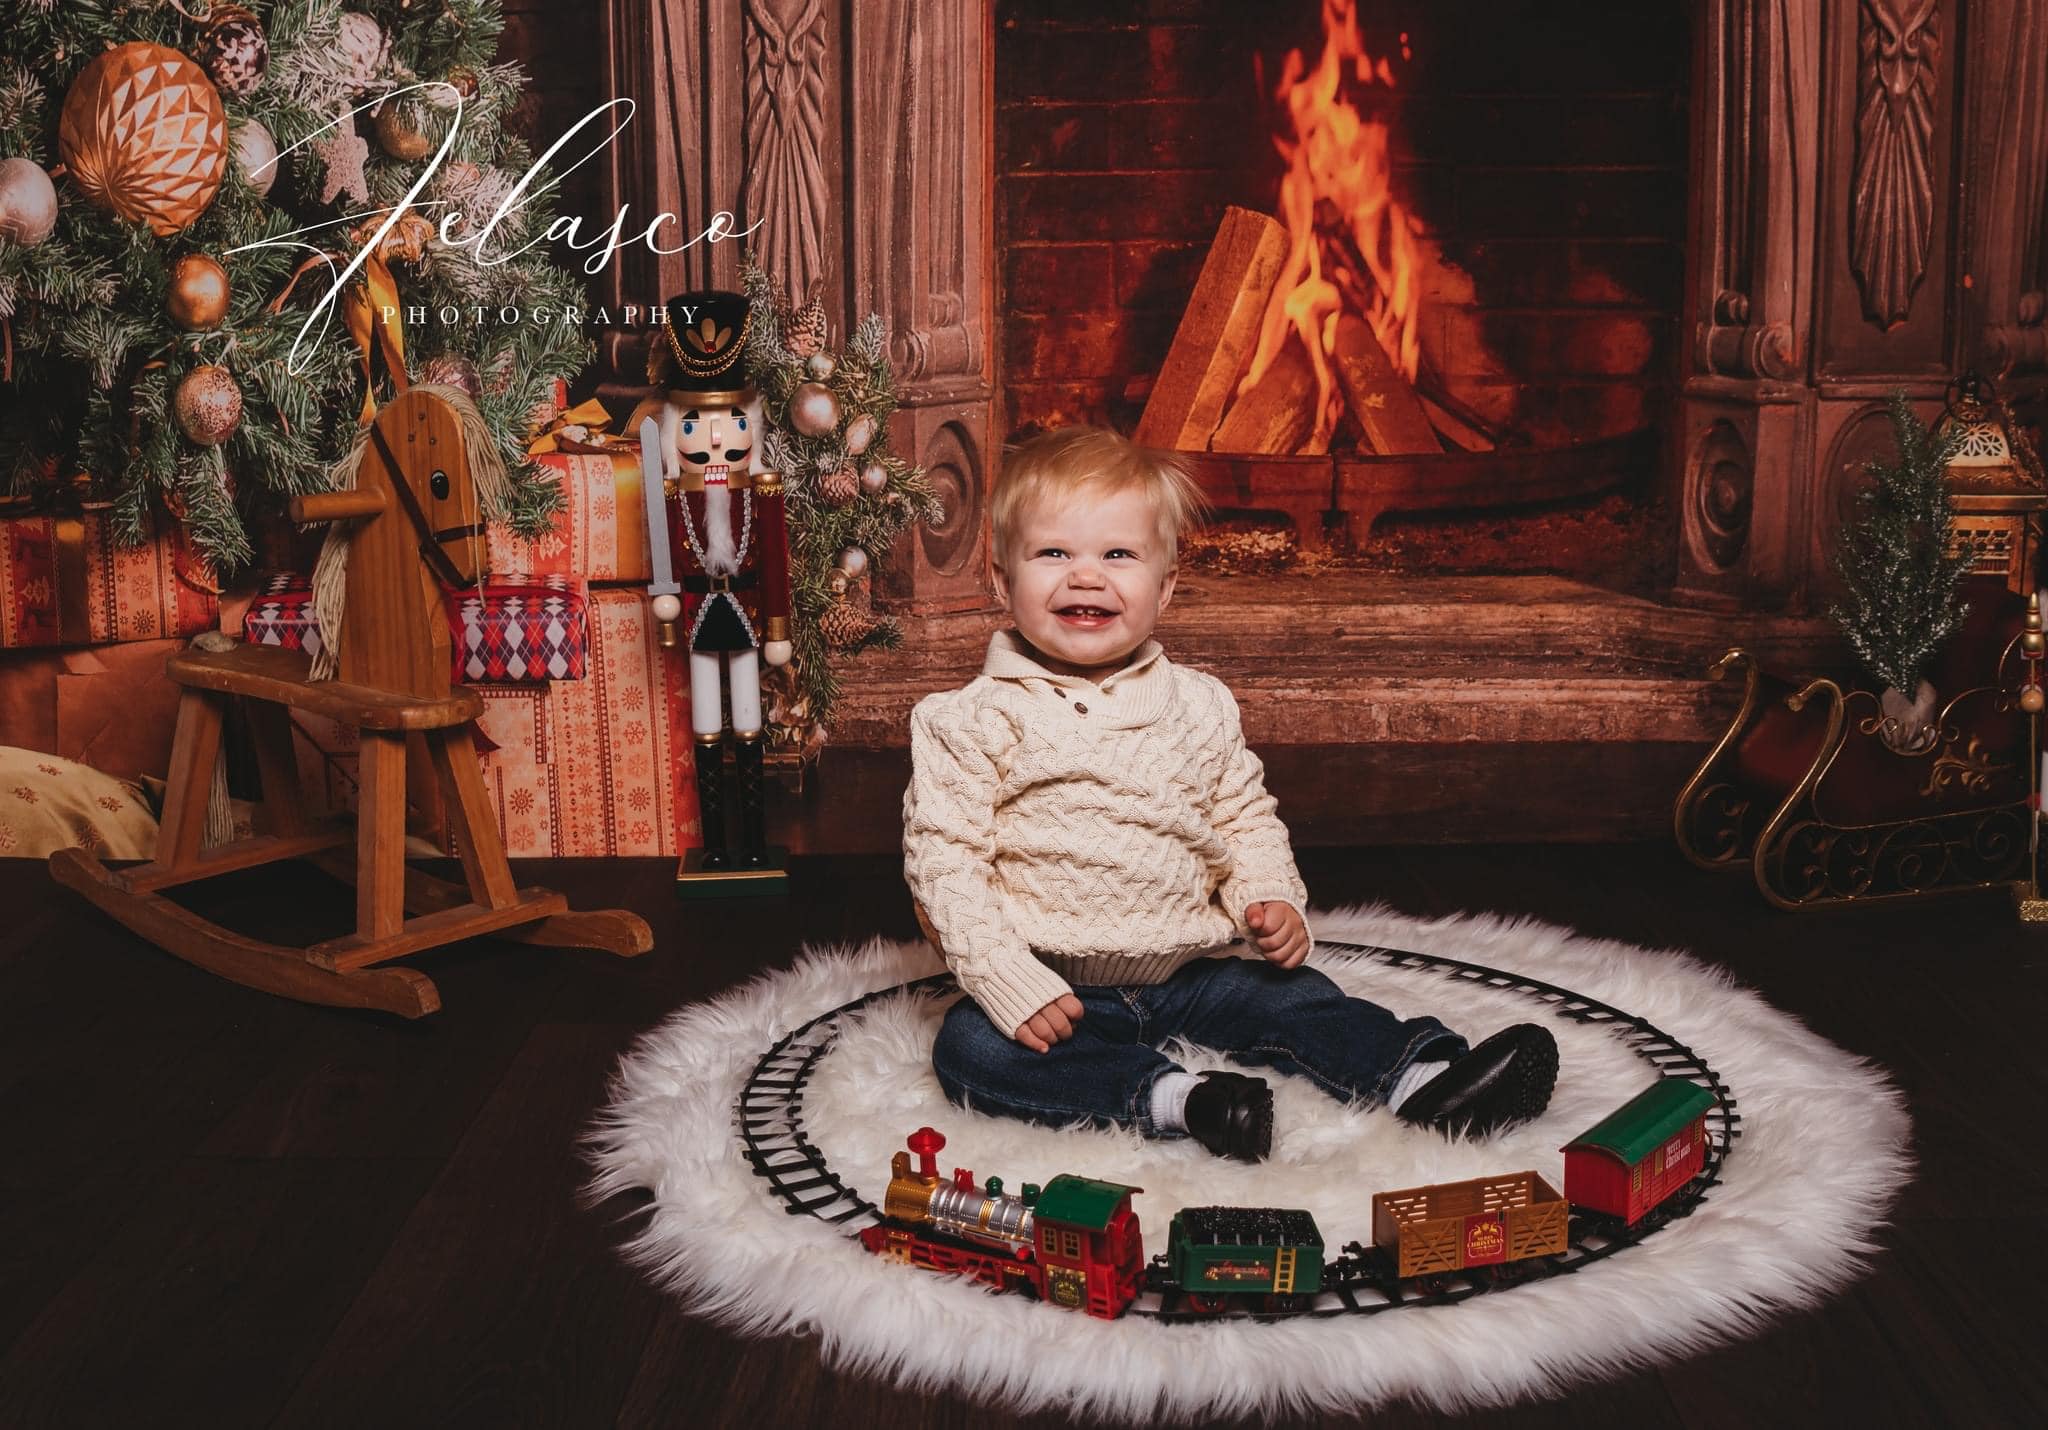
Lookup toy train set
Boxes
[857,1078,1722,1320]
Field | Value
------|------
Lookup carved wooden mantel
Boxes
[1678,0,2048,610]
[598,0,995,612]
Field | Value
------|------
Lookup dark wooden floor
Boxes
[3,838,2045,1429]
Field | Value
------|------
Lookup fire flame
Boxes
[1243,0,1424,449]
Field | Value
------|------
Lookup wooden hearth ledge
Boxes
[831,573,1839,752]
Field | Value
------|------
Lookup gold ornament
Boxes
[198,5,268,100]
[2022,685,2046,714]
[231,118,279,196]
[166,253,231,330]
[59,43,227,236]
[789,380,840,438]
[819,463,860,507]
[174,365,242,447]
[844,412,878,455]
[373,101,431,161]
[860,461,889,495]
[0,157,59,246]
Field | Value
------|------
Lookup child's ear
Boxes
[991,557,1011,607]
[1158,563,1178,611]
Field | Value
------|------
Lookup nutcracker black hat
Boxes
[658,289,754,401]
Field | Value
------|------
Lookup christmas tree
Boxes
[0,0,584,571]
[1828,392,1975,696]
[741,261,941,748]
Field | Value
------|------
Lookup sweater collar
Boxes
[983,630,1174,726]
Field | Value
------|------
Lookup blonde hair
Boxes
[992,426,1207,563]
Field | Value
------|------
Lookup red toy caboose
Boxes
[1562,1079,1717,1226]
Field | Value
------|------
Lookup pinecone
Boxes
[818,462,860,507]
[816,598,883,650]
[784,290,828,359]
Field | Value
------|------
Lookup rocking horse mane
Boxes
[308,384,511,679]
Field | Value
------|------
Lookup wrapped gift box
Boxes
[0,637,188,783]
[243,571,589,685]
[0,509,219,650]
[488,449,651,583]
[473,589,699,856]
[278,590,699,856]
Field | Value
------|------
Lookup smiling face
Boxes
[993,484,1177,679]
[676,402,755,486]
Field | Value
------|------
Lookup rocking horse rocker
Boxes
[49,385,653,1016]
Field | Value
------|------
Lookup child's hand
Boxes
[1015,994,1086,1054]
[1247,902,1309,968]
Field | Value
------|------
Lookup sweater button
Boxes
[1074,701,1088,715]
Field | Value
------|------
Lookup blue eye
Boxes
[737,416,748,431]
[681,421,696,435]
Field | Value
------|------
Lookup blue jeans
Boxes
[931,956,1467,1137]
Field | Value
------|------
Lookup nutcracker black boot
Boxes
[694,733,731,870]
[735,732,768,867]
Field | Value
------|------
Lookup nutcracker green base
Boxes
[675,847,788,898]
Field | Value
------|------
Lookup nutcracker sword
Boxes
[640,417,682,647]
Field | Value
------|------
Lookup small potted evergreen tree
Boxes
[1827,393,1977,753]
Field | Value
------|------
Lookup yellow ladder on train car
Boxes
[1274,1246,1297,1293]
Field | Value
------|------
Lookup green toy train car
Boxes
[1164,1205,1325,1312]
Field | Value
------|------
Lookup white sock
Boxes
[1148,1071,1203,1134]
[1388,1060,1452,1113]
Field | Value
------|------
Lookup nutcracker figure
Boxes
[635,289,792,885]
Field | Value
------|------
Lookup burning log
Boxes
[1330,313,1439,455]
[1212,334,1328,457]
[1135,207,1289,451]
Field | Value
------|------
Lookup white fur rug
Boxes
[588,906,1911,1421]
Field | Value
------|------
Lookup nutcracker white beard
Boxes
[701,480,740,575]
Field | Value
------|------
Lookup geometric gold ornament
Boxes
[58,43,227,237]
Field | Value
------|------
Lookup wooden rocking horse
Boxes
[49,386,653,1016]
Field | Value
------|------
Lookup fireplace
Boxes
[567,0,2048,837]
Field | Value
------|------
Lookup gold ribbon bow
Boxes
[527,397,615,455]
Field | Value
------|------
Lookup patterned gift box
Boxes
[487,449,651,583]
[242,571,588,685]
[473,589,700,856]
[0,509,219,649]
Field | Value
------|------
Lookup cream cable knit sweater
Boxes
[903,631,1312,1039]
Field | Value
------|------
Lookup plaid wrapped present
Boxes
[0,507,219,649]
[487,449,650,583]
[242,571,588,685]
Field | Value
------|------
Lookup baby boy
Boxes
[902,427,1557,1160]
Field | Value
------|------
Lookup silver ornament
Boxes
[174,365,243,447]
[789,381,841,438]
[335,12,390,96]
[844,412,878,455]
[0,157,59,246]
[231,119,279,197]
[805,352,836,380]
[836,546,870,579]
[859,461,889,495]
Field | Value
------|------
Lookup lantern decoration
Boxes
[1937,372,2048,595]
[174,364,243,446]
[58,43,227,236]
[0,157,59,246]
[197,5,269,99]
[230,118,279,196]
[166,254,231,331]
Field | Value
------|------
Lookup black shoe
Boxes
[1183,1071,1273,1163]
[1395,1024,1558,1138]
